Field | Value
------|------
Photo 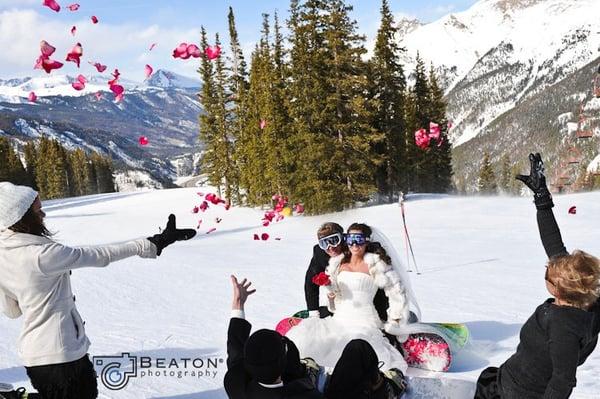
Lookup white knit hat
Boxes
[0,182,39,231]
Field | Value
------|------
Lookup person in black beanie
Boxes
[305,223,390,321]
[474,153,600,399]
[224,275,323,399]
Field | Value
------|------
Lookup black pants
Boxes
[25,355,98,399]
[474,366,501,399]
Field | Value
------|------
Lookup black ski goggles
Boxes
[345,233,369,246]
[318,233,343,250]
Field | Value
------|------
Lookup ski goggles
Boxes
[318,233,343,250]
[345,233,369,246]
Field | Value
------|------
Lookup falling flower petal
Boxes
[91,15,98,24]
[42,0,60,12]
[415,128,430,150]
[72,81,85,91]
[149,43,157,51]
[108,69,120,86]
[187,44,201,58]
[67,3,79,11]
[41,58,63,73]
[65,42,83,68]
[95,91,103,100]
[192,206,199,214]
[253,234,260,241]
[138,136,149,146]
[76,74,87,84]
[295,203,305,214]
[172,43,189,59]
[225,203,231,210]
[40,40,56,57]
[89,61,107,73]
[109,84,124,96]
[215,218,222,224]
[196,219,202,229]
[568,206,577,215]
[260,119,267,130]
[261,233,269,241]
[114,92,124,103]
[70,25,76,35]
[199,201,209,212]
[204,45,221,60]
[275,214,285,222]
[262,221,270,227]
[28,92,37,103]
[144,64,153,79]
[429,122,441,141]
[206,227,217,234]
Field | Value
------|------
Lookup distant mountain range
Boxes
[397,0,600,191]
[0,69,202,189]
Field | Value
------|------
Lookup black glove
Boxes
[147,214,196,256]
[516,153,554,210]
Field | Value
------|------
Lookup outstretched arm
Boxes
[516,153,568,259]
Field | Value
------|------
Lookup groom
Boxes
[304,222,390,321]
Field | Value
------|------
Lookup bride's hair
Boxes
[343,223,392,265]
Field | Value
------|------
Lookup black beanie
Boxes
[244,329,287,384]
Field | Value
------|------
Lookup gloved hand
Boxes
[516,153,554,209]
[147,214,196,256]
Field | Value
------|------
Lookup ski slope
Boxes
[1,187,599,398]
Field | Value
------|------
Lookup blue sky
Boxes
[0,0,478,80]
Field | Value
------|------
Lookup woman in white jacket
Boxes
[0,182,195,399]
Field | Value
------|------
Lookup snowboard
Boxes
[276,311,469,373]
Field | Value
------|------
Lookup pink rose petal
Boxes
[89,61,107,73]
[28,92,37,102]
[95,91,103,100]
[199,201,209,212]
[72,81,85,91]
[415,128,430,150]
[204,45,221,60]
[192,206,199,214]
[109,84,124,96]
[172,43,189,59]
[429,122,441,141]
[91,15,98,24]
[149,43,157,51]
[70,25,76,36]
[144,64,153,79]
[67,3,79,11]
[138,136,149,146]
[40,40,56,57]
[206,227,217,234]
[108,69,120,86]
[260,119,267,130]
[295,203,304,214]
[187,44,201,58]
[196,219,202,229]
[41,58,63,73]
[114,93,124,103]
[76,74,87,84]
[65,42,83,68]
[42,0,61,12]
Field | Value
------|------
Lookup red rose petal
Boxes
[70,26,76,36]
[72,81,85,91]
[144,64,153,79]
[42,0,61,12]
[253,234,260,240]
[89,62,107,73]
[187,44,201,58]
[138,136,149,146]
[28,92,37,102]
[260,119,267,129]
[67,3,79,11]
[568,206,577,215]
[91,15,98,24]
[261,233,269,241]
[40,40,56,57]
[204,45,221,60]
[65,43,83,68]
[172,43,188,59]
[41,59,63,73]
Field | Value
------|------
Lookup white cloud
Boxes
[0,9,208,80]
[432,4,457,15]
[0,0,37,7]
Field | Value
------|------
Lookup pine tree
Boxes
[370,0,407,201]
[427,66,453,193]
[68,149,88,196]
[23,141,38,189]
[478,152,497,194]
[499,153,512,194]
[0,138,28,185]
[45,140,68,199]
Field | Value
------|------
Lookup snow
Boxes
[1,188,599,398]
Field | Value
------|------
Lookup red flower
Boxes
[312,272,331,286]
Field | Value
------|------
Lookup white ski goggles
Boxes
[318,233,343,250]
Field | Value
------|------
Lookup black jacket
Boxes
[304,245,390,321]
[499,209,600,399]
[224,317,323,399]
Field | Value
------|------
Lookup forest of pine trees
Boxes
[0,137,115,200]
[198,0,453,214]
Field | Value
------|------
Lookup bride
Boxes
[287,223,421,372]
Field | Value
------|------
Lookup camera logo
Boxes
[93,353,138,390]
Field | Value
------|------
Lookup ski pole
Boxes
[401,199,421,275]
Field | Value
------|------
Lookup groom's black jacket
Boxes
[304,245,390,321]
[224,317,323,399]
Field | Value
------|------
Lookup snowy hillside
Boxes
[1,188,599,398]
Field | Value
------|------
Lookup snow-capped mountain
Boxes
[0,70,202,189]
[398,0,600,191]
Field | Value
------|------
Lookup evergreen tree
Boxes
[427,66,453,193]
[370,0,407,201]
[0,137,28,185]
[45,140,68,199]
[478,152,497,194]
[68,149,88,196]
[499,153,512,194]
[23,141,38,189]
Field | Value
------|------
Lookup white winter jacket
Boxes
[0,230,156,367]
[326,252,410,339]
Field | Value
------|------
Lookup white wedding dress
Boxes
[287,270,408,372]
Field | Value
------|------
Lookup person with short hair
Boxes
[0,182,196,399]
[474,154,600,399]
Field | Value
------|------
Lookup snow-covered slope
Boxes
[0,188,599,398]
